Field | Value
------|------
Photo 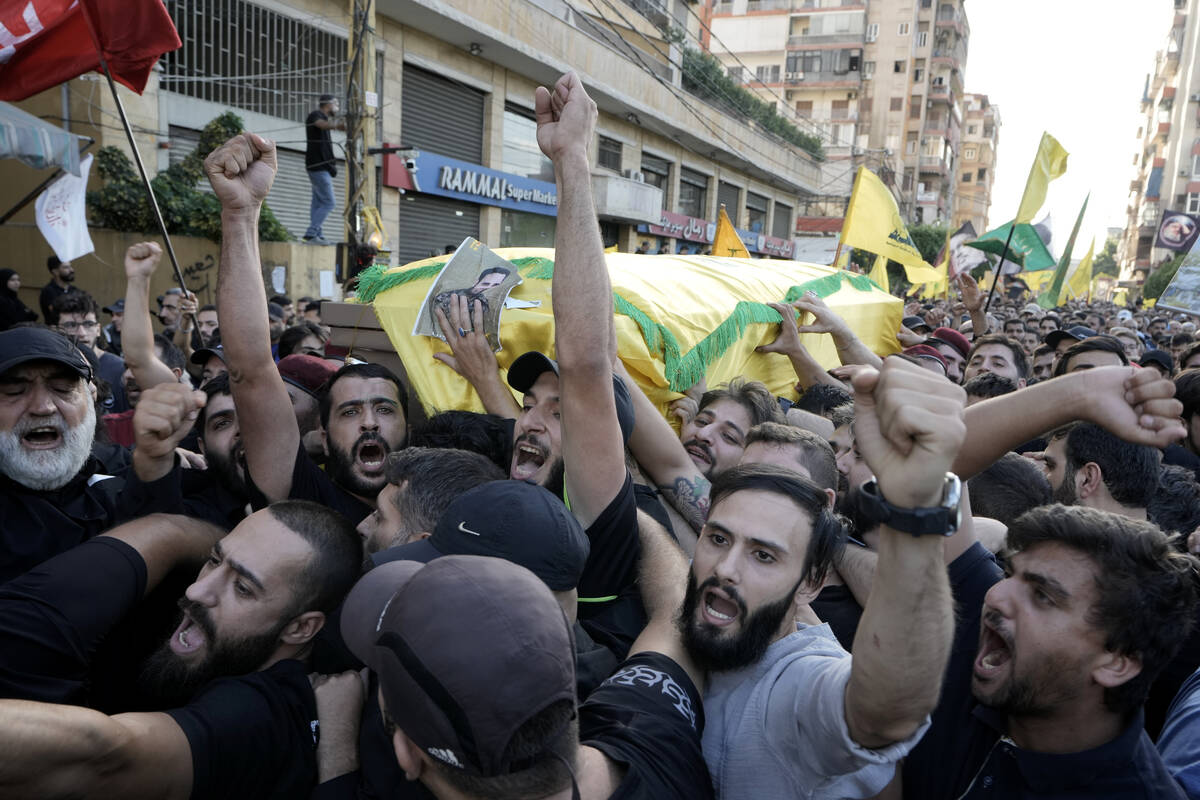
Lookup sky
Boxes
[963,0,1175,256]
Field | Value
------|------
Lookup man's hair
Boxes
[709,463,845,588]
[1003,319,1027,333]
[52,291,99,318]
[1173,333,1196,348]
[700,377,785,428]
[277,321,328,360]
[1054,336,1129,377]
[794,383,852,417]
[318,362,408,429]
[267,500,362,618]
[1148,464,1200,536]
[1006,504,1197,714]
[382,446,505,534]
[1049,423,1160,509]
[1176,369,1200,420]
[477,267,510,281]
[195,371,233,432]
[967,334,1030,379]
[318,93,337,105]
[1033,344,1054,360]
[269,294,292,307]
[427,699,577,799]
[828,402,855,431]
[968,453,1051,526]
[1180,342,1200,370]
[47,256,62,271]
[963,372,1018,401]
[154,333,185,372]
[158,287,185,305]
[744,422,837,492]
[409,410,513,473]
[199,303,217,314]
[1152,316,1168,326]
[1042,313,1061,327]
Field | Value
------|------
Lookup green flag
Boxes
[967,221,1056,271]
[1037,195,1089,310]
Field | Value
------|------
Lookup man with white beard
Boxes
[0,327,139,582]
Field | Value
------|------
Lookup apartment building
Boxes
[953,92,999,233]
[708,0,983,232]
[5,0,819,268]
[1120,0,1195,285]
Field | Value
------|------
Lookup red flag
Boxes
[0,0,180,101]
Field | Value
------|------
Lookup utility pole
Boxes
[344,0,378,248]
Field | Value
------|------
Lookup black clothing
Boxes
[0,455,132,583]
[1163,443,1200,481]
[811,583,863,651]
[577,474,645,661]
[166,658,319,800]
[580,651,716,799]
[0,271,37,330]
[97,350,128,413]
[38,280,77,325]
[632,482,675,540]
[103,322,122,356]
[305,110,337,176]
[0,536,146,704]
[119,455,248,530]
[248,441,371,525]
[1145,602,1200,740]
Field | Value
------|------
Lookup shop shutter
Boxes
[402,64,484,164]
[395,194,480,266]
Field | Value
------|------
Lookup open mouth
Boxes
[168,611,207,656]
[21,426,62,449]
[684,441,712,467]
[510,438,546,481]
[974,620,1013,680]
[701,588,740,628]
[356,441,386,473]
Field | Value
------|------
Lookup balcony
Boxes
[917,190,939,204]
[747,0,793,10]
[784,70,861,86]
[919,156,948,174]
[787,32,865,46]
[932,41,967,66]
[793,0,868,9]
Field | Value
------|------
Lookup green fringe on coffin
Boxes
[355,257,880,391]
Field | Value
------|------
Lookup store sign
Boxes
[759,235,795,258]
[639,210,716,243]
[383,151,558,217]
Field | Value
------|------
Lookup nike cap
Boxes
[370,480,589,591]
[341,555,576,777]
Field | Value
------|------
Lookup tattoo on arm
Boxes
[658,475,711,533]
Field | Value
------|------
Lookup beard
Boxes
[676,569,797,673]
[139,598,287,708]
[0,404,96,490]
[1052,465,1078,505]
[327,431,395,498]
[205,441,249,498]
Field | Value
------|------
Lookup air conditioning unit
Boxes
[1191,94,1200,102]
[866,33,877,42]
[622,169,646,183]
[786,71,804,81]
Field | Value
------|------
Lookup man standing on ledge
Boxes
[304,93,344,245]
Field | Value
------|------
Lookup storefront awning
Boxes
[0,101,87,176]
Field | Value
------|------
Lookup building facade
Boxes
[1120,0,1194,286]
[5,0,821,272]
[707,0,987,237]
[952,92,999,233]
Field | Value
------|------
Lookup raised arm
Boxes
[432,294,520,418]
[957,274,988,339]
[121,243,180,390]
[0,702,191,799]
[131,382,207,484]
[757,301,845,390]
[615,359,711,533]
[204,133,299,502]
[844,359,962,748]
[536,73,625,526]
[953,365,1185,480]
[793,291,884,369]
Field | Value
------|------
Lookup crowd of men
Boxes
[1,73,1199,800]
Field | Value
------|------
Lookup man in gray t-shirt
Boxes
[643,358,967,798]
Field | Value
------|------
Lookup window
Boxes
[962,172,972,183]
[903,167,914,191]
[831,99,849,117]
[913,68,924,82]
[726,66,744,83]
[964,146,977,160]
[795,100,813,117]
[1192,154,1200,176]
[502,106,555,182]
[866,22,878,41]
[898,22,910,35]
[679,167,709,218]
[890,96,904,111]
[718,181,742,217]
[968,125,978,134]
[641,153,670,209]
[905,132,918,154]
[917,31,928,48]
[746,191,769,234]
[598,136,622,172]
[772,202,792,239]
[863,61,875,79]
[755,64,781,83]
[921,0,932,7]
[894,60,906,73]
[1188,193,1200,214]
[976,168,987,181]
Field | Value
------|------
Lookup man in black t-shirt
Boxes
[0,501,364,800]
[304,93,344,245]
[39,254,78,325]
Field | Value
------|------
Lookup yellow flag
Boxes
[868,253,890,293]
[1061,239,1094,304]
[604,244,619,253]
[713,206,750,258]
[1015,133,1069,224]
[918,229,951,299]
[840,167,937,282]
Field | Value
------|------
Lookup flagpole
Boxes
[78,3,198,330]
[982,225,1016,315]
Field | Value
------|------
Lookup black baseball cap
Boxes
[190,345,225,366]
[371,480,589,590]
[1045,325,1096,349]
[1139,349,1173,373]
[342,555,576,777]
[507,351,636,443]
[902,315,931,333]
[0,327,92,380]
[102,299,125,315]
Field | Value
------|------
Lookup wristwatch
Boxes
[857,473,962,537]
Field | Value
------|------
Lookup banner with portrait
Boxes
[1155,210,1200,252]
